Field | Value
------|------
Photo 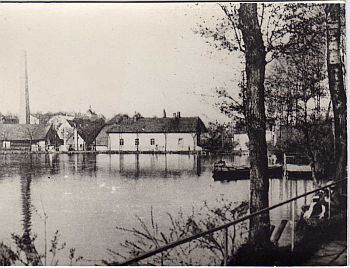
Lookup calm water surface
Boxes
[0,154,314,265]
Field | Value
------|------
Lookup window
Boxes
[3,141,10,149]
[120,138,124,146]
[135,138,139,145]
[150,138,155,145]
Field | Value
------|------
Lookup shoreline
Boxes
[0,150,247,155]
[0,150,204,155]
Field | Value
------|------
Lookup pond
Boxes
[0,153,314,265]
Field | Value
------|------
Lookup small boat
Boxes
[213,160,283,181]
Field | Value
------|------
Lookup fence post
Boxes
[291,200,295,251]
[223,227,228,266]
[283,153,287,178]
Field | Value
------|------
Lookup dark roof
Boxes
[0,114,19,124]
[67,118,105,144]
[107,114,130,124]
[95,124,111,146]
[0,124,51,141]
[107,117,207,134]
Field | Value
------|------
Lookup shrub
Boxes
[107,198,249,265]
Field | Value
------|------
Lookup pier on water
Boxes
[283,154,313,179]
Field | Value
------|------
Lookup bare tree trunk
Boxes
[238,3,270,247]
[326,4,347,189]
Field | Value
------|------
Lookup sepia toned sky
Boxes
[0,3,243,123]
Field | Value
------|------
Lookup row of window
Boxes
[119,138,154,145]
[118,138,184,146]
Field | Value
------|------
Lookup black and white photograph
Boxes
[0,1,347,266]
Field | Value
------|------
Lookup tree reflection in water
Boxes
[17,155,42,265]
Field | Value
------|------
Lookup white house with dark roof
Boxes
[96,114,207,152]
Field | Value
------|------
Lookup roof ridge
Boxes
[106,116,206,133]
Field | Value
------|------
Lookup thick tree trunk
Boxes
[326,4,347,189]
[238,4,270,247]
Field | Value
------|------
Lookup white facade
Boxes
[66,132,86,151]
[2,141,10,149]
[48,115,75,141]
[95,145,108,152]
[18,114,40,124]
[48,115,87,151]
[30,115,40,124]
[56,121,73,145]
[108,132,202,152]
[266,130,276,146]
[234,133,249,151]
[234,131,275,151]
[31,141,46,151]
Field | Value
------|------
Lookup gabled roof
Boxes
[95,124,111,146]
[0,124,51,141]
[67,118,105,144]
[106,117,207,134]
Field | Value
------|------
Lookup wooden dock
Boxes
[285,164,312,179]
[285,164,312,172]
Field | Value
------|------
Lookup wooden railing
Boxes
[114,179,346,266]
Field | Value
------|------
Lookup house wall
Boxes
[0,140,46,151]
[66,133,85,151]
[96,145,108,151]
[266,130,275,145]
[48,115,74,133]
[108,132,201,152]
[30,115,40,124]
[38,140,46,148]
[95,125,110,149]
[234,131,276,151]
[0,126,59,151]
[46,127,62,147]
[2,141,10,149]
[3,140,31,150]
[234,133,249,151]
[57,120,74,143]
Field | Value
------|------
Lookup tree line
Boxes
[198,3,346,252]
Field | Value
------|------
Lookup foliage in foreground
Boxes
[106,198,249,266]
[0,230,83,266]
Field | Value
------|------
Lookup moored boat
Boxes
[213,160,283,181]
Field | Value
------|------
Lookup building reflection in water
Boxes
[44,153,60,175]
[64,153,97,177]
[100,154,202,179]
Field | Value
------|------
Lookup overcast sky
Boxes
[0,3,243,123]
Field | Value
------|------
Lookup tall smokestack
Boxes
[19,51,30,124]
